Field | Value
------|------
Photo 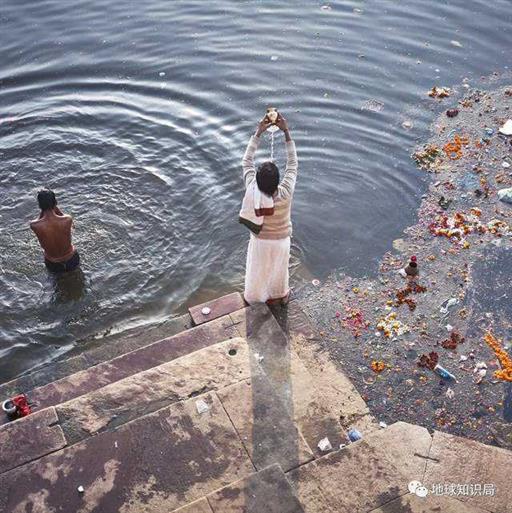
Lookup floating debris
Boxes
[450,40,463,48]
[428,86,451,99]
[371,360,386,373]
[396,281,426,311]
[483,333,512,382]
[343,308,369,338]
[441,331,465,350]
[377,312,410,338]
[498,119,512,136]
[498,188,512,204]
[361,99,384,112]
[443,134,469,160]
[446,108,459,118]
[412,144,442,170]
[418,352,439,370]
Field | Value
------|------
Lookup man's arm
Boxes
[242,118,271,189]
[276,116,298,200]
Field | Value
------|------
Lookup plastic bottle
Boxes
[434,364,456,381]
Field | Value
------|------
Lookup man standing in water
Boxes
[239,112,298,304]
[30,189,80,272]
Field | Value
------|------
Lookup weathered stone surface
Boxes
[281,301,373,429]
[217,375,314,472]
[57,337,251,442]
[287,462,333,513]
[424,430,512,513]
[24,315,237,414]
[190,292,246,326]
[207,464,305,513]
[174,498,214,513]
[0,314,192,413]
[0,407,66,475]
[0,393,254,513]
[232,303,374,453]
[368,493,490,513]
[287,422,432,513]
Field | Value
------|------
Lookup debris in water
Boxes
[371,360,385,373]
[418,352,439,370]
[446,108,459,118]
[498,188,512,204]
[441,331,465,350]
[446,387,455,399]
[77,486,85,494]
[428,86,451,99]
[483,333,512,382]
[498,119,512,136]
[377,312,409,338]
[450,40,463,48]
[343,308,369,338]
[312,279,320,286]
[361,99,384,112]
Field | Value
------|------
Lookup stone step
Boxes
[287,421,432,513]
[0,307,239,427]
[287,421,511,513]
[189,292,246,326]
[0,390,255,513]
[0,312,192,401]
[173,464,305,513]
[0,292,246,412]
[205,464,306,513]
[56,336,251,444]
[230,302,379,454]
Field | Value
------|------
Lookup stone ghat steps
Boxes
[0,345,350,513]
[173,422,512,513]
[1,292,511,513]
[0,292,246,426]
[0,311,192,401]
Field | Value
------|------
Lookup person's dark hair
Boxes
[37,189,57,211]
[256,161,279,196]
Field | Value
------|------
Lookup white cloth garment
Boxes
[239,179,274,234]
[244,234,291,304]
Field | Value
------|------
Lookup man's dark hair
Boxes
[37,189,57,211]
[256,161,279,196]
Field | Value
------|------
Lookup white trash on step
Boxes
[317,437,333,452]
[498,119,512,136]
[196,399,210,414]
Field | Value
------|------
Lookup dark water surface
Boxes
[1,0,511,379]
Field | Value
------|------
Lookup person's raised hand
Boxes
[256,117,271,137]
[276,113,289,132]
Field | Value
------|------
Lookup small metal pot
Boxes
[2,399,18,419]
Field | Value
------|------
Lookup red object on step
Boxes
[410,255,417,263]
[12,394,31,417]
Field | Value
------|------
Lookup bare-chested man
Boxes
[30,189,80,273]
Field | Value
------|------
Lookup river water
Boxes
[0,0,510,380]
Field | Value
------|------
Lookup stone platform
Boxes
[0,293,510,513]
